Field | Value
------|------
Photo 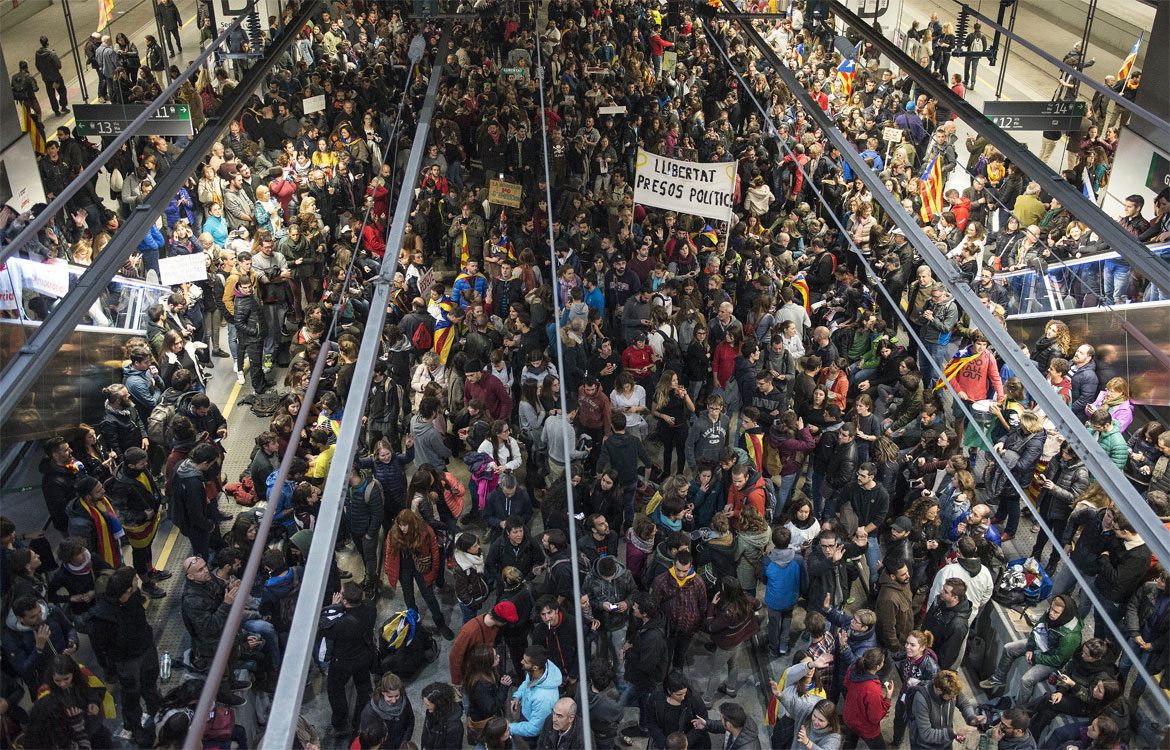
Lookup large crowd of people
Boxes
[2,0,1169,749]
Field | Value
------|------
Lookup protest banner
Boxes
[632,148,736,220]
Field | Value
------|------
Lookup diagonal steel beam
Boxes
[259,24,453,749]
[826,0,1170,298]
[0,0,318,429]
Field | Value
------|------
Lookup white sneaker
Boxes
[235,369,245,385]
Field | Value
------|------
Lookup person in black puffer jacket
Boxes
[231,277,268,393]
[1029,443,1090,570]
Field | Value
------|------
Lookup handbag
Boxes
[204,706,236,741]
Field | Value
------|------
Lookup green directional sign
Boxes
[74,102,194,137]
[502,67,525,76]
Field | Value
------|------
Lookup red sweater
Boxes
[843,667,890,739]
[713,342,739,387]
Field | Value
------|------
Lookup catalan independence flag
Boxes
[794,42,805,66]
[836,57,857,98]
[694,224,719,248]
[1117,33,1142,80]
[790,271,810,314]
[432,299,459,364]
[20,104,46,154]
[933,347,980,392]
[919,153,945,223]
[39,665,116,718]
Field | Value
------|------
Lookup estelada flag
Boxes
[790,271,810,315]
[918,153,945,223]
[1117,33,1141,80]
[21,104,46,154]
[836,58,857,99]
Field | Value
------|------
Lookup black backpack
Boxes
[250,390,282,418]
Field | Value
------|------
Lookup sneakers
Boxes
[439,625,455,640]
[979,677,1005,692]
[150,568,173,581]
[235,369,245,385]
[263,354,274,370]
[213,349,230,358]
[143,581,167,599]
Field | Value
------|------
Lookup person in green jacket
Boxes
[979,594,1081,704]
[1088,409,1128,469]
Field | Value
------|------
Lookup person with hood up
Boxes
[411,396,452,469]
[508,645,563,743]
[979,593,1082,704]
[841,648,894,749]
[2,594,78,694]
[926,535,993,624]
[686,394,731,472]
[891,630,940,746]
[359,672,415,750]
[908,670,983,750]
[761,526,808,657]
[584,555,637,664]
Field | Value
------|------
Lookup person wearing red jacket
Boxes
[724,464,767,529]
[842,648,894,748]
[464,359,513,421]
[384,508,453,640]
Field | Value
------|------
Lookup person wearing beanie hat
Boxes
[464,358,512,422]
[66,475,126,569]
[449,595,514,685]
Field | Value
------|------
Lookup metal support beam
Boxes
[721,0,1170,589]
[828,0,1170,298]
[0,0,305,430]
[260,24,453,749]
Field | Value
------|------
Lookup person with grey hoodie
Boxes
[584,555,637,663]
[774,656,841,750]
[410,396,451,469]
[685,394,731,471]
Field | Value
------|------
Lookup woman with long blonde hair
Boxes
[384,509,453,639]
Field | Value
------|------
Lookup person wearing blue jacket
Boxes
[824,605,878,698]
[137,224,165,281]
[761,526,808,657]
[204,202,229,247]
[358,438,414,534]
[452,258,489,310]
[509,645,563,743]
[164,187,196,230]
[482,472,534,541]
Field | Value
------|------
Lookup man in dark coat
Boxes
[535,697,589,750]
[321,582,377,733]
[103,447,168,597]
[89,567,163,741]
[622,592,670,738]
[39,437,79,533]
[922,577,972,669]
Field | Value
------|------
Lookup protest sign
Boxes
[633,148,736,220]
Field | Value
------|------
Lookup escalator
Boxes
[0,257,171,446]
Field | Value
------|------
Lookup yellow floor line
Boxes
[221,379,243,419]
[154,524,181,571]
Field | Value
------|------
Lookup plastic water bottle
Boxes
[160,652,171,681]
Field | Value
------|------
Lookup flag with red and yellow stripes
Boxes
[97,0,114,29]
[20,104,46,154]
[918,153,945,223]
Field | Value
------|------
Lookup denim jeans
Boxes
[776,474,798,510]
[243,617,281,669]
[767,605,793,655]
[918,341,949,381]
[261,302,286,357]
[991,638,1055,704]
[226,322,239,361]
[1119,636,1155,694]
[995,489,1020,536]
[808,467,825,516]
[964,56,980,86]
[622,482,637,530]
[1103,266,1131,305]
[400,566,446,631]
[458,601,480,625]
[865,536,881,586]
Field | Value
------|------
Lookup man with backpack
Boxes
[9,60,40,119]
[344,465,384,598]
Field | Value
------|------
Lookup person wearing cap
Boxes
[449,600,516,686]
[464,358,512,423]
[894,100,926,145]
